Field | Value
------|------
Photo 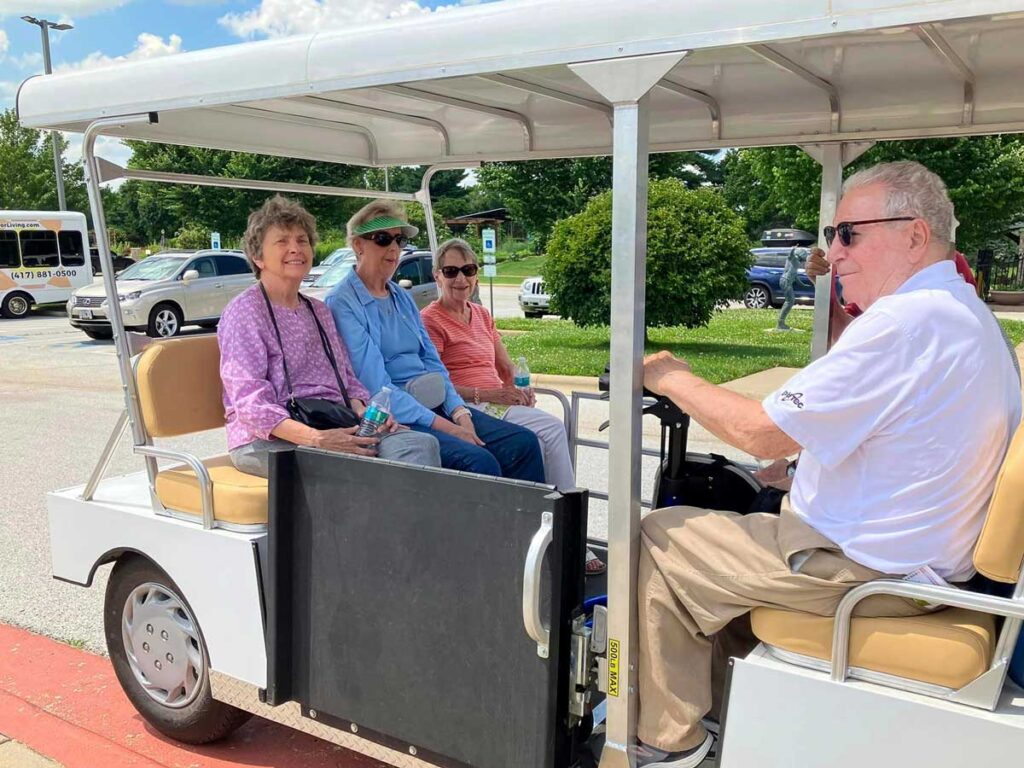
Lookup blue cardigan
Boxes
[325,269,465,428]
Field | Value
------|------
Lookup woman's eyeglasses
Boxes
[823,217,915,247]
[440,264,479,279]
[361,232,409,248]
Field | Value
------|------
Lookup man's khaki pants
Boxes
[638,501,925,752]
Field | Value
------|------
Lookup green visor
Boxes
[353,215,419,239]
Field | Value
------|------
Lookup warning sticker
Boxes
[608,638,620,697]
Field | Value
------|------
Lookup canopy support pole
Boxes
[83,114,158,449]
[571,51,686,768]
[800,141,874,360]
[416,162,480,255]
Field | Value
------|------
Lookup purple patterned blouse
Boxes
[218,283,371,450]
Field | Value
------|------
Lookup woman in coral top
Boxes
[421,238,605,575]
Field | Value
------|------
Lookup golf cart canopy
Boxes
[16,0,1024,165]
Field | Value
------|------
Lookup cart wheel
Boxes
[1,291,32,319]
[104,556,251,744]
[147,303,183,338]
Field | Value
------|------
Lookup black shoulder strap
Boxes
[259,282,295,401]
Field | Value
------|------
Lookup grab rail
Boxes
[522,510,553,658]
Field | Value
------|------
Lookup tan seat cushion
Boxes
[154,455,268,525]
[750,606,997,690]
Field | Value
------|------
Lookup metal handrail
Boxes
[82,410,129,501]
[830,579,1024,683]
[533,386,572,436]
[522,511,553,658]
[134,445,215,530]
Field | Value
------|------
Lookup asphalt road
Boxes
[0,287,571,655]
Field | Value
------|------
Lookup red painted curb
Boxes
[0,623,383,767]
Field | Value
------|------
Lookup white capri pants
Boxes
[473,404,575,489]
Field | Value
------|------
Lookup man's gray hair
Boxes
[843,161,955,252]
[434,237,477,272]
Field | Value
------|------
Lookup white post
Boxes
[811,144,843,361]
[571,51,685,768]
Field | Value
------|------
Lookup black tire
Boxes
[743,284,772,310]
[524,311,544,319]
[197,320,219,330]
[1,291,32,319]
[83,328,114,340]
[104,556,252,744]
[147,302,183,338]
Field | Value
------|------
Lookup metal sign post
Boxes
[482,227,497,316]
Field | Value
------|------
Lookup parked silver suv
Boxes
[68,250,254,339]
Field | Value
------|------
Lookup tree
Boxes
[721,137,1024,253]
[544,179,751,328]
[0,109,89,215]
[476,152,721,247]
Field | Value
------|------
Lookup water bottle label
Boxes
[514,375,530,388]
[364,405,387,425]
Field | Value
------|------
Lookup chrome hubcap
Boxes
[8,296,28,316]
[122,582,205,708]
[747,288,768,308]
[154,309,178,336]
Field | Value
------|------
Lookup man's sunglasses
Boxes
[440,264,479,279]
[823,217,915,247]
[361,232,409,248]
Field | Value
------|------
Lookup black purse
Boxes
[260,284,361,430]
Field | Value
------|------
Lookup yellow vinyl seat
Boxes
[751,422,1024,692]
[135,335,269,526]
[751,607,996,689]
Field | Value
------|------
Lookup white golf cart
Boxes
[18,1,1024,766]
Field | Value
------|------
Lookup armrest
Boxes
[532,386,571,433]
[830,579,1024,682]
[134,445,215,530]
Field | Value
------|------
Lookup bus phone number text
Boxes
[9,269,79,280]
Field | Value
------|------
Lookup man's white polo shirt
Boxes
[763,260,1021,581]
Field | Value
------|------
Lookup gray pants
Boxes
[230,430,441,478]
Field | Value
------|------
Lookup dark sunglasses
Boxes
[440,264,479,279]
[823,217,915,247]
[361,231,409,248]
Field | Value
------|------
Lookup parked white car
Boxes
[518,276,550,318]
[67,249,254,339]
[302,246,355,285]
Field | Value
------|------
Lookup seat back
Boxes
[973,424,1024,584]
[136,335,225,438]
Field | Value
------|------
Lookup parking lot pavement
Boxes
[0,311,226,653]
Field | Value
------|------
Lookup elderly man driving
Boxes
[633,161,1021,767]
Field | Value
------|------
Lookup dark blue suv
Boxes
[744,247,816,308]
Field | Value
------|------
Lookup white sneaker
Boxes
[634,733,715,767]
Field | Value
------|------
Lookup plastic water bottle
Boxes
[357,387,391,437]
[514,356,531,390]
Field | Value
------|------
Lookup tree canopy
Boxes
[0,109,89,215]
[722,138,1024,253]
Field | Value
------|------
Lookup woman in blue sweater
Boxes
[326,201,544,482]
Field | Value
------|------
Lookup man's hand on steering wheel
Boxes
[643,351,692,395]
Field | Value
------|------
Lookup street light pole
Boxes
[22,16,74,211]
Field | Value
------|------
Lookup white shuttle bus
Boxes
[0,211,92,318]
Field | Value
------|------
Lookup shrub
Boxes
[544,180,752,328]
[171,224,214,250]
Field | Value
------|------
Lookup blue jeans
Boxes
[412,408,545,482]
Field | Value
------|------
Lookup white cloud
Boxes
[219,0,469,39]
[0,30,8,57]
[0,1,131,18]
[11,51,44,70]
[55,32,183,73]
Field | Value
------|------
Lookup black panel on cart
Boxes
[266,447,588,768]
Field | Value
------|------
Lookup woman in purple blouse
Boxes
[218,195,440,477]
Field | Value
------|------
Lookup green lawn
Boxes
[497,310,1024,384]
[486,253,546,285]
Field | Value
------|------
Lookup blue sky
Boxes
[0,0,495,163]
